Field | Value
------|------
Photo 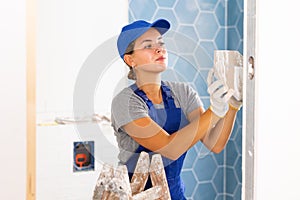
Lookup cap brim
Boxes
[151,19,170,35]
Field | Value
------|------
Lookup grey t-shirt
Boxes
[111,81,203,164]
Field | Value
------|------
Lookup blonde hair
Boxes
[127,67,136,80]
[123,41,136,80]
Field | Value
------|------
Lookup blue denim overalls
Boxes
[126,81,189,200]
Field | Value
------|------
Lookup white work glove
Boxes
[207,68,234,117]
[227,67,243,111]
[228,96,243,111]
[213,50,243,111]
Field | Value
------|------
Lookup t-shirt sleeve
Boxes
[167,81,204,116]
[184,83,204,114]
[111,88,149,131]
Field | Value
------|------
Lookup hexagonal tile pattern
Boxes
[228,27,241,50]
[213,167,225,193]
[194,45,213,68]
[129,0,157,20]
[154,9,178,30]
[194,154,217,181]
[174,31,198,53]
[195,12,219,40]
[194,183,217,200]
[237,14,244,38]
[181,170,197,197]
[226,140,239,167]
[183,146,198,169]
[175,0,199,24]
[155,0,176,8]
[226,167,239,195]
[194,70,209,97]
[200,41,216,61]
[235,156,242,183]
[228,0,242,25]
[174,58,198,82]
[178,25,199,41]
[197,0,219,11]
[215,0,226,25]
[161,68,186,82]
[215,27,226,49]
[128,0,244,199]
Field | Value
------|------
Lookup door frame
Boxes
[26,0,37,199]
[242,0,257,199]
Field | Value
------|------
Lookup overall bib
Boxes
[126,81,189,200]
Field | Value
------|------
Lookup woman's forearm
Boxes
[202,106,238,153]
[159,108,220,159]
[158,106,238,159]
[125,107,237,160]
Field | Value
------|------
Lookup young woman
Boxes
[111,19,242,199]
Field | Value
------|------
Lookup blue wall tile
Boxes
[174,58,198,82]
[175,0,199,24]
[194,45,213,68]
[213,149,225,165]
[129,0,157,20]
[181,170,198,197]
[215,27,226,49]
[226,140,239,167]
[194,155,217,181]
[194,71,209,97]
[178,25,199,41]
[226,167,239,194]
[213,167,225,193]
[227,0,241,26]
[228,27,241,51]
[197,0,219,11]
[194,183,217,200]
[154,9,179,30]
[215,0,226,26]
[195,13,219,39]
[155,0,176,7]
[183,146,198,169]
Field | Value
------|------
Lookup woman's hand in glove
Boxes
[228,96,243,111]
[228,67,243,111]
[207,69,235,117]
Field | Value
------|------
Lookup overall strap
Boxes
[161,81,176,109]
[130,83,154,108]
[130,82,176,109]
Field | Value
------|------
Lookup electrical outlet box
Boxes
[73,141,94,172]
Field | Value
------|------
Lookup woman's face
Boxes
[130,28,168,73]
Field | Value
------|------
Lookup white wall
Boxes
[36,123,119,200]
[37,0,128,114]
[36,0,128,199]
[0,0,26,199]
[256,0,300,199]
[0,0,127,199]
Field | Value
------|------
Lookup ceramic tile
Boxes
[129,0,157,20]
[197,0,219,11]
[213,167,225,193]
[194,183,217,200]
[181,170,198,197]
[155,0,176,8]
[195,13,219,39]
[194,154,218,181]
[227,0,241,26]
[175,0,199,24]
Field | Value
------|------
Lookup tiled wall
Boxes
[129,0,243,199]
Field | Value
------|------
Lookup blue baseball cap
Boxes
[117,19,170,60]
